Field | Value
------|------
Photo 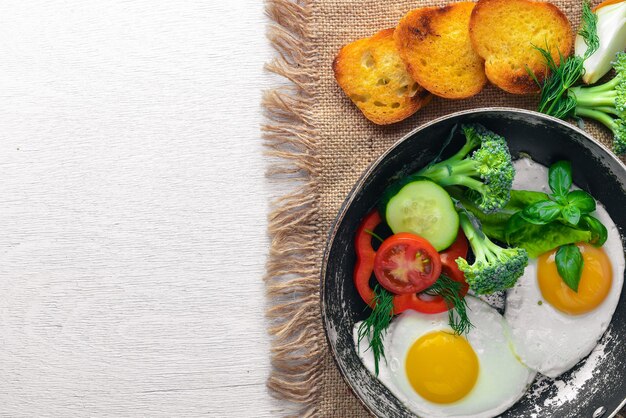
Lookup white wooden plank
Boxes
[0,0,287,416]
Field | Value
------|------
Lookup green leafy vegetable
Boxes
[567,190,596,214]
[450,158,606,276]
[504,161,605,250]
[357,285,394,376]
[518,161,592,227]
[580,214,608,247]
[561,204,582,226]
[520,200,562,225]
[504,212,592,258]
[426,275,473,336]
[455,200,591,258]
[555,244,585,292]
[548,160,572,196]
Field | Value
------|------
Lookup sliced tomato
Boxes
[393,229,469,314]
[374,233,441,295]
[354,210,382,307]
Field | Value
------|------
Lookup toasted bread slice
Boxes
[394,2,486,99]
[470,0,573,94]
[333,28,431,125]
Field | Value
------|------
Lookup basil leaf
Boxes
[581,214,608,247]
[554,195,569,206]
[549,161,572,197]
[520,200,562,225]
[561,204,581,226]
[555,244,584,292]
[567,190,596,214]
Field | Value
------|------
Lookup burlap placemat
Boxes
[264,1,623,416]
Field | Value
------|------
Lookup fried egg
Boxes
[504,158,625,378]
[354,296,535,418]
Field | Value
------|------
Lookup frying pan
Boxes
[321,108,626,418]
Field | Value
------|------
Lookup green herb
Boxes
[555,244,585,292]
[453,166,604,258]
[515,161,602,229]
[532,0,599,118]
[578,0,600,59]
[566,190,596,214]
[426,275,473,335]
[561,204,581,226]
[364,229,384,243]
[357,285,394,376]
[548,160,572,197]
[580,214,608,247]
[358,278,473,376]
[519,200,562,225]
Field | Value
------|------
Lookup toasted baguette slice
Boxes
[333,28,431,125]
[470,0,573,94]
[394,2,486,99]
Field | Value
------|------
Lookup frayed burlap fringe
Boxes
[263,0,322,417]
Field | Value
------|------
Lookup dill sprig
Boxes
[426,275,473,336]
[532,0,599,118]
[578,0,600,58]
[357,284,394,376]
[364,228,384,243]
[358,277,473,376]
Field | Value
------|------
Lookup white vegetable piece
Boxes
[575,1,626,84]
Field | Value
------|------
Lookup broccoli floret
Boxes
[456,210,528,295]
[418,124,515,213]
[570,52,626,155]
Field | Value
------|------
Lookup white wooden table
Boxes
[0,1,285,416]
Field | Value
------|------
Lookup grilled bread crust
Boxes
[333,28,432,125]
[469,0,573,94]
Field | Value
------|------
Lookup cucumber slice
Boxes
[384,179,459,251]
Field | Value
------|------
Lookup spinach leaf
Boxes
[555,244,584,292]
[548,161,572,197]
[504,213,592,257]
[566,190,596,214]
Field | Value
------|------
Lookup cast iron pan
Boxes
[321,108,626,418]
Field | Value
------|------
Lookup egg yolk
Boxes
[405,330,479,404]
[537,242,612,315]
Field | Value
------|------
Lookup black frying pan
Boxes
[321,108,626,418]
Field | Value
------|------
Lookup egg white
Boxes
[504,158,625,378]
[354,296,535,418]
